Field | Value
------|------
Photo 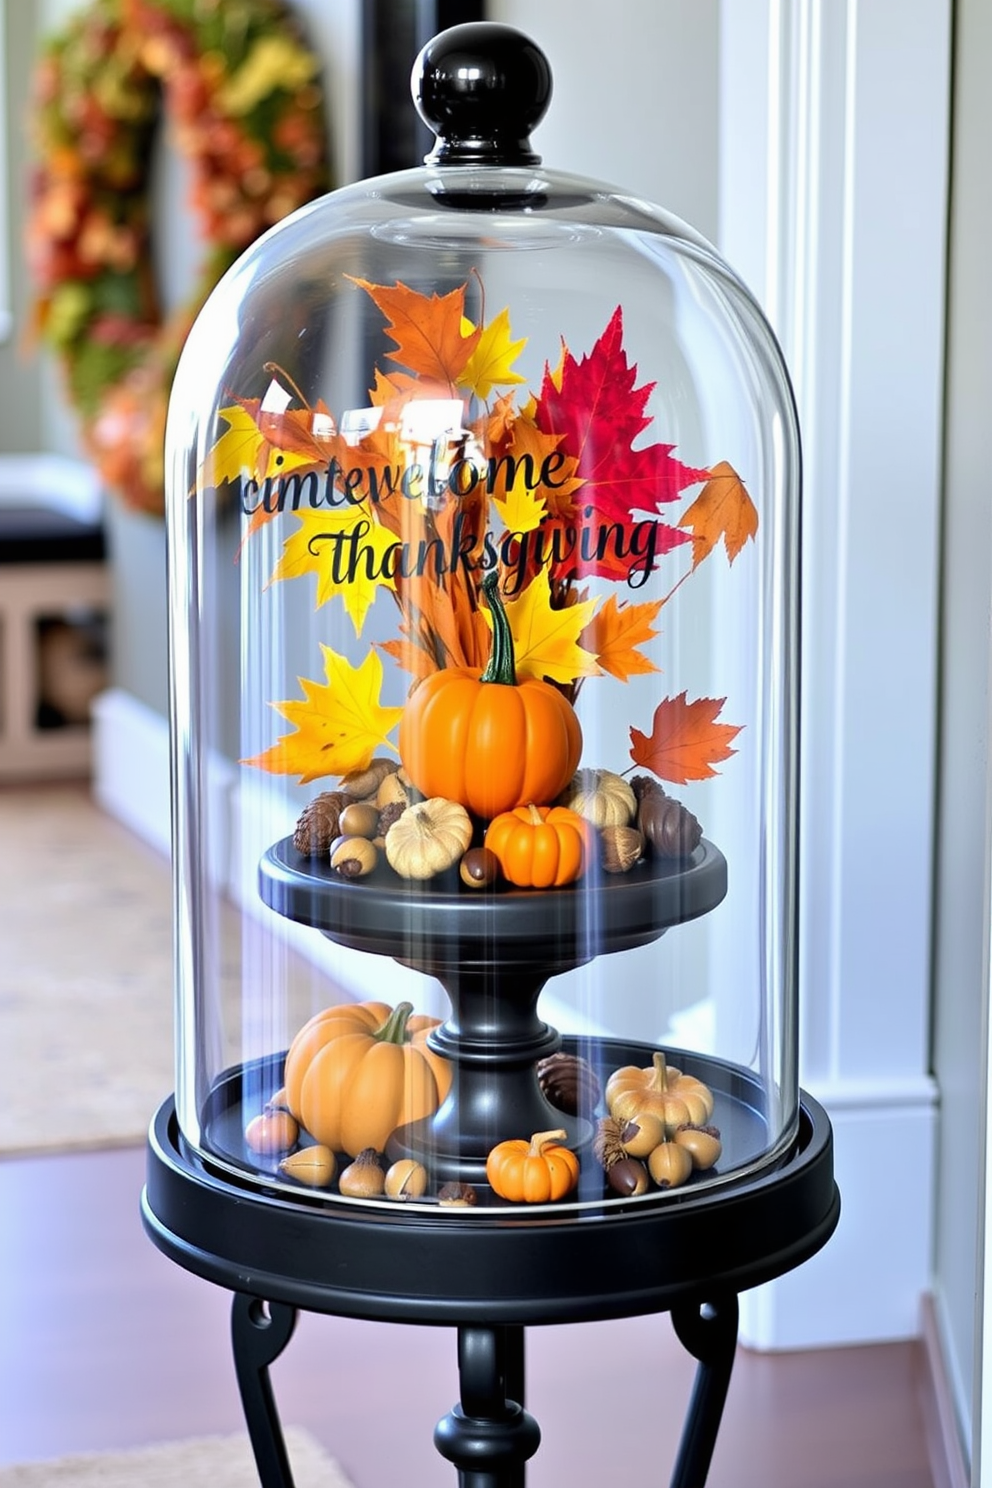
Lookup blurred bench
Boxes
[0,457,110,780]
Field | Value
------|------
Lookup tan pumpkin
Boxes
[558,768,637,829]
[605,1051,714,1135]
[283,1000,451,1157]
[385,797,473,879]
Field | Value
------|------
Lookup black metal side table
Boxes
[143,1083,837,1488]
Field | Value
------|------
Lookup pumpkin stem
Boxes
[525,803,545,826]
[480,571,518,686]
[528,1128,569,1156]
[375,1001,415,1045]
[649,1050,669,1093]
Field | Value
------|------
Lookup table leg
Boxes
[434,1324,540,1487]
[231,1293,299,1488]
[669,1293,739,1488]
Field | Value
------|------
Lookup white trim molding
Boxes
[720,0,950,1347]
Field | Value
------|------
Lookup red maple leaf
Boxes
[533,307,710,524]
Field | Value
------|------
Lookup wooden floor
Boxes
[0,1145,937,1488]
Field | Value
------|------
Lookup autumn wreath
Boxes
[26,0,331,517]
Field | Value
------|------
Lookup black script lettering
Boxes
[448,510,482,580]
[401,464,425,500]
[278,469,321,511]
[626,520,661,588]
[242,478,261,513]
[367,463,401,505]
[486,452,537,496]
[541,450,569,487]
[448,458,480,498]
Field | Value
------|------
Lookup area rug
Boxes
[0,1427,354,1487]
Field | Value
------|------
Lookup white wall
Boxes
[936,0,992,1467]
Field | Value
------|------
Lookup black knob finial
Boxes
[412,23,552,167]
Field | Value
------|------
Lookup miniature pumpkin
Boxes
[486,1128,580,1203]
[484,803,594,888]
[384,797,473,879]
[605,1051,714,1134]
[283,1000,452,1158]
[398,571,582,820]
[559,768,637,828]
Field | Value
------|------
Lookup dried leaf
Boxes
[629,692,742,785]
[245,646,402,783]
[679,460,758,567]
[350,276,480,387]
[581,593,662,681]
[458,306,527,399]
[483,572,600,686]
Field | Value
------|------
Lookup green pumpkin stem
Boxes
[480,572,517,686]
[375,1001,415,1045]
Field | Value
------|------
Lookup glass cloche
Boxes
[164,23,801,1219]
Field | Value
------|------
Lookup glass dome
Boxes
[164,23,800,1218]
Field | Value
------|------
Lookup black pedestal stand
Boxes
[146,836,838,1484]
[143,1092,838,1488]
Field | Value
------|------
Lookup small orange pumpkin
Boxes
[486,1128,581,1203]
[605,1052,714,1135]
[283,1000,452,1158]
[485,803,594,888]
[398,571,582,820]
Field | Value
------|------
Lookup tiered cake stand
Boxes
[143,837,839,1488]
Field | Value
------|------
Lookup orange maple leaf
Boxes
[629,692,742,784]
[581,594,662,682]
[679,460,758,568]
[350,277,481,388]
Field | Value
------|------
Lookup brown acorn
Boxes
[339,757,399,800]
[606,1156,650,1197]
[459,846,501,889]
[384,1159,429,1200]
[338,1148,385,1198]
[278,1145,336,1188]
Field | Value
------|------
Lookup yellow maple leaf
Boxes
[245,646,402,783]
[458,307,527,400]
[492,480,546,535]
[483,572,600,686]
[580,593,662,681]
[270,507,397,635]
[201,403,314,489]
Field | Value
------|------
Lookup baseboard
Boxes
[91,688,172,858]
[738,1081,938,1350]
[918,1293,971,1488]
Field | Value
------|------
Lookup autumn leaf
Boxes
[482,571,600,686]
[245,646,402,783]
[629,692,742,785]
[458,306,527,400]
[679,460,758,567]
[202,401,316,490]
[350,276,481,387]
[581,593,662,681]
[270,507,397,635]
[533,307,710,524]
[493,480,546,535]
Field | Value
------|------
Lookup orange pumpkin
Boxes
[283,1000,452,1158]
[398,571,582,820]
[486,1128,581,1203]
[484,803,593,888]
[605,1051,714,1134]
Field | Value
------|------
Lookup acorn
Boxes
[278,1144,336,1188]
[339,757,399,801]
[674,1124,723,1171]
[384,1159,429,1200]
[338,801,381,839]
[599,824,645,874]
[648,1140,694,1190]
[338,1148,385,1198]
[244,1109,299,1155]
[459,846,501,889]
[438,1181,477,1207]
[606,1156,650,1197]
[376,772,411,810]
[329,835,378,878]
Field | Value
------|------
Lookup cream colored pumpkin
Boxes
[559,768,637,829]
[385,797,473,879]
